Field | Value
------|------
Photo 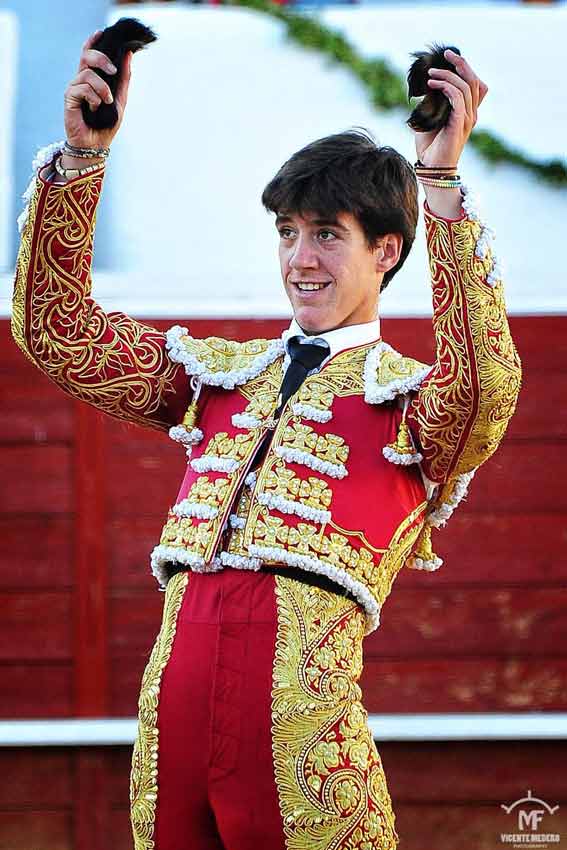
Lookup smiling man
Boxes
[11,33,521,850]
[270,137,410,336]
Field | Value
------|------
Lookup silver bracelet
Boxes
[63,140,110,159]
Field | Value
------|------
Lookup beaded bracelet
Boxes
[414,158,461,188]
[416,176,462,189]
[55,152,107,180]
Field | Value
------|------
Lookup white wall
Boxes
[3,4,566,318]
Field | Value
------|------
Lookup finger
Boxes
[444,49,481,109]
[114,50,131,108]
[66,82,102,112]
[79,47,117,75]
[82,30,103,51]
[478,79,489,105]
[428,70,474,124]
[76,67,114,103]
[427,79,467,124]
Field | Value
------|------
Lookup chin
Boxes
[292,305,335,334]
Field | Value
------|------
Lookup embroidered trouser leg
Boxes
[129,568,399,850]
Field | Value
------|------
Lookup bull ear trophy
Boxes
[406,42,462,132]
[81,17,158,130]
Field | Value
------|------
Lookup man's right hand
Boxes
[63,29,133,153]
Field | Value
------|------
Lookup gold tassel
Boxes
[386,418,415,457]
[407,525,443,571]
[168,377,204,452]
[383,405,423,465]
[181,398,199,431]
[181,374,203,433]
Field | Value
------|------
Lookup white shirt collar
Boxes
[281,318,380,375]
[281,316,381,372]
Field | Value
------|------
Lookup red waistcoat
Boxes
[151,329,433,633]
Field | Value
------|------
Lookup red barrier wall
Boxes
[1,314,565,849]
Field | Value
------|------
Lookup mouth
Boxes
[290,280,332,294]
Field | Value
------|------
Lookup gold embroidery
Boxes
[264,462,333,512]
[237,344,375,410]
[376,349,429,387]
[380,503,428,599]
[296,381,335,411]
[281,422,350,468]
[165,426,267,562]
[11,175,181,431]
[159,515,214,554]
[271,577,399,849]
[411,212,522,480]
[12,175,43,362]
[130,571,189,850]
[202,430,259,462]
[253,516,323,551]
[177,334,277,375]
[225,482,254,556]
[238,357,283,405]
[238,394,279,422]
[303,345,373,397]
[328,520,385,555]
[185,475,231,509]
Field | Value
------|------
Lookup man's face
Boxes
[276,210,398,334]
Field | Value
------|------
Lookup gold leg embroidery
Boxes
[271,577,399,849]
[129,571,189,850]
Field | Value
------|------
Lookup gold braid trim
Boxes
[271,577,399,849]
[11,170,43,362]
[129,571,189,850]
[11,173,183,431]
[410,210,522,482]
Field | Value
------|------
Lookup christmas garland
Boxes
[228,0,566,188]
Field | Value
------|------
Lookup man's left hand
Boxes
[414,49,488,168]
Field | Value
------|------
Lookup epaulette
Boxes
[165,325,284,390]
[363,341,432,404]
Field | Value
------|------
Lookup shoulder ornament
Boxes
[165,325,284,390]
[363,341,432,405]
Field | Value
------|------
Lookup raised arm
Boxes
[405,48,521,485]
[407,196,522,483]
[11,30,190,432]
[11,162,189,431]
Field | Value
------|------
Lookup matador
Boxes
[11,45,521,850]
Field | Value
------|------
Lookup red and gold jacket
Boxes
[11,146,522,634]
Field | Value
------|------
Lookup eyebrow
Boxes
[275,214,349,233]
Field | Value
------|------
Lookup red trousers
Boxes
[129,568,399,850]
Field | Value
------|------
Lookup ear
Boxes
[374,233,403,274]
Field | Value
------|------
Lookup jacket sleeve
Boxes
[407,192,522,485]
[11,152,190,432]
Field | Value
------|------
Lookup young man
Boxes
[12,32,521,850]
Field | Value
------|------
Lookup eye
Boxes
[278,226,294,239]
[318,229,337,241]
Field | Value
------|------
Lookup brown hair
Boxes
[261,127,418,291]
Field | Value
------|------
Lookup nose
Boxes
[288,232,318,270]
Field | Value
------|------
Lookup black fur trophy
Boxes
[82,18,158,130]
[406,43,462,132]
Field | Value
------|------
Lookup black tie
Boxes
[274,335,330,417]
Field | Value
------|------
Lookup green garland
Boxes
[228,0,566,188]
